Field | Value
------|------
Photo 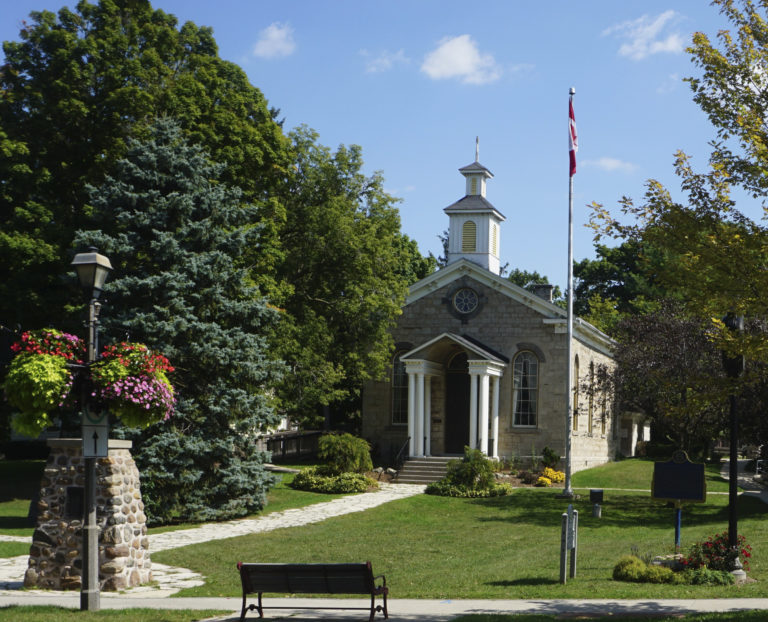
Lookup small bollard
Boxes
[590,489,603,518]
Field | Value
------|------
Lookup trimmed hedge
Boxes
[290,466,377,494]
[425,481,514,498]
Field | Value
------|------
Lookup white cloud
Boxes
[603,10,684,61]
[657,73,680,94]
[421,34,502,85]
[361,49,410,73]
[582,157,638,173]
[253,22,295,59]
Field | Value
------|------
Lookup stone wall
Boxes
[362,271,617,470]
[24,439,151,591]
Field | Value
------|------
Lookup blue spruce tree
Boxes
[76,118,283,523]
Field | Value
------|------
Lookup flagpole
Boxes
[563,87,576,498]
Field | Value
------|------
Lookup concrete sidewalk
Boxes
[2,594,768,620]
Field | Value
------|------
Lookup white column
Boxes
[407,371,416,456]
[491,375,500,458]
[479,373,490,455]
[469,373,478,451]
[414,373,425,457]
[424,376,432,457]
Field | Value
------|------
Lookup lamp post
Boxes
[722,313,745,579]
[70,247,112,612]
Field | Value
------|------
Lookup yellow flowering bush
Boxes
[543,467,565,483]
[535,476,552,487]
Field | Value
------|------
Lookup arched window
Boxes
[601,394,607,436]
[462,220,477,252]
[391,351,408,425]
[572,355,580,430]
[513,351,538,427]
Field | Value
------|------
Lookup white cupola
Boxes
[444,139,506,274]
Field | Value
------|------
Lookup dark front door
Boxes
[445,352,470,454]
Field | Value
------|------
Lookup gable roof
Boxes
[406,259,615,357]
[401,332,508,364]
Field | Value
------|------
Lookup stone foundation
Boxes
[24,439,152,591]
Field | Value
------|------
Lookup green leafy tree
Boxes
[687,0,768,197]
[75,119,283,523]
[0,0,289,331]
[272,126,427,428]
[608,303,729,457]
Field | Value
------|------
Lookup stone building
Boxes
[362,154,632,470]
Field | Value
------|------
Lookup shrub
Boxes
[683,532,752,571]
[426,448,513,497]
[613,555,646,582]
[641,565,676,584]
[425,481,513,498]
[445,447,496,490]
[535,476,552,487]
[291,466,376,494]
[685,567,735,586]
[541,446,560,469]
[317,433,373,475]
[542,467,565,483]
[516,470,539,485]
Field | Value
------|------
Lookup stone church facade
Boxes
[362,155,623,471]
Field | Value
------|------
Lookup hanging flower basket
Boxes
[2,330,175,436]
[90,342,175,428]
[2,329,84,437]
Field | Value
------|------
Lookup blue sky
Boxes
[1,1,745,289]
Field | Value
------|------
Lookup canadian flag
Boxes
[569,98,578,176]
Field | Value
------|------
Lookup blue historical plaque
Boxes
[651,450,706,503]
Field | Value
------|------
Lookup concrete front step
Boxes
[395,456,456,484]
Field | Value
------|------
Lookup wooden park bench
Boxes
[237,561,389,621]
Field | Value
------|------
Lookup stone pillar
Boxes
[24,439,152,592]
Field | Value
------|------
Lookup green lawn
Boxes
[572,457,731,493]
[0,607,227,622]
[155,483,768,600]
[0,460,44,539]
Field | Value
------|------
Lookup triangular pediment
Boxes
[406,259,615,356]
[401,332,508,364]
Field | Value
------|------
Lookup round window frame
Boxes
[452,288,479,314]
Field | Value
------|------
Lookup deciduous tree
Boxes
[273,127,432,428]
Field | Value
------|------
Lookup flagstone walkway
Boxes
[0,482,425,595]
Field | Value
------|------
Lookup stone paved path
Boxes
[0,483,425,594]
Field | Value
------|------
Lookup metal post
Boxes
[675,504,682,550]
[81,299,100,611]
[559,512,568,584]
[729,392,738,548]
[721,313,744,551]
[563,88,576,498]
[570,509,578,579]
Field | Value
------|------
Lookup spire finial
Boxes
[475,136,479,162]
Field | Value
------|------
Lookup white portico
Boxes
[400,333,506,458]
